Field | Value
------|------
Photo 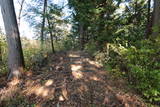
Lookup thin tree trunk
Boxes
[47,16,55,53]
[51,23,58,42]
[145,0,151,38]
[40,0,47,47]
[134,0,138,22]
[79,23,84,50]
[18,0,25,26]
[0,0,25,80]
[152,0,160,37]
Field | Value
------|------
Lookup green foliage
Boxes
[22,39,52,70]
[68,0,160,104]
[0,38,51,74]
[87,37,160,103]
[124,39,160,102]
[0,0,158,106]
[23,46,41,69]
[61,37,74,50]
[84,40,98,55]
[0,34,8,74]
[53,37,73,51]
[99,39,160,103]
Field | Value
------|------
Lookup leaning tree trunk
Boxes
[0,0,25,80]
[152,0,160,37]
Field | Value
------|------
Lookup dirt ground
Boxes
[0,51,147,107]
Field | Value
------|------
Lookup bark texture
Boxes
[0,0,25,79]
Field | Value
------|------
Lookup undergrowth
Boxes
[85,38,160,105]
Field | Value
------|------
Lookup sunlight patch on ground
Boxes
[45,79,54,86]
[24,83,55,98]
[71,64,83,79]
[87,60,102,68]
[0,79,20,102]
[71,64,82,72]
[36,87,46,96]
[73,60,83,64]
[72,71,83,79]
[89,76,101,81]
[59,95,65,101]
[62,87,68,100]
[8,78,21,86]
[68,53,80,58]
[83,58,102,68]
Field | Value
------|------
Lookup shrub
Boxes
[93,38,160,103]
[124,39,160,102]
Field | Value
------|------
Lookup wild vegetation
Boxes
[0,0,160,106]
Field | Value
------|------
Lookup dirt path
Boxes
[0,51,146,107]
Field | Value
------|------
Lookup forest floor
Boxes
[0,51,147,107]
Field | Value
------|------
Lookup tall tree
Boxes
[152,0,160,37]
[0,0,25,79]
[45,4,63,53]
[146,0,151,38]
[40,0,47,46]
[18,0,25,26]
[47,15,55,53]
[79,23,84,50]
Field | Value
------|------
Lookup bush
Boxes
[0,38,51,74]
[0,36,8,75]
[93,38,160,103]
[124,39,160,102]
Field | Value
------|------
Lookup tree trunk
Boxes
[152,0,160,37]
[79,23,84,50]
[47,16,55,53]
[40,0,47,47]
[134,0,138,24]
[0,0,25,80]
[18,0,25,26]
[145,0,151,38]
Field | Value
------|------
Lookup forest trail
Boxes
[0,51,146,107]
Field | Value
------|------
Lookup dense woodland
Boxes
[0,0,160,106]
